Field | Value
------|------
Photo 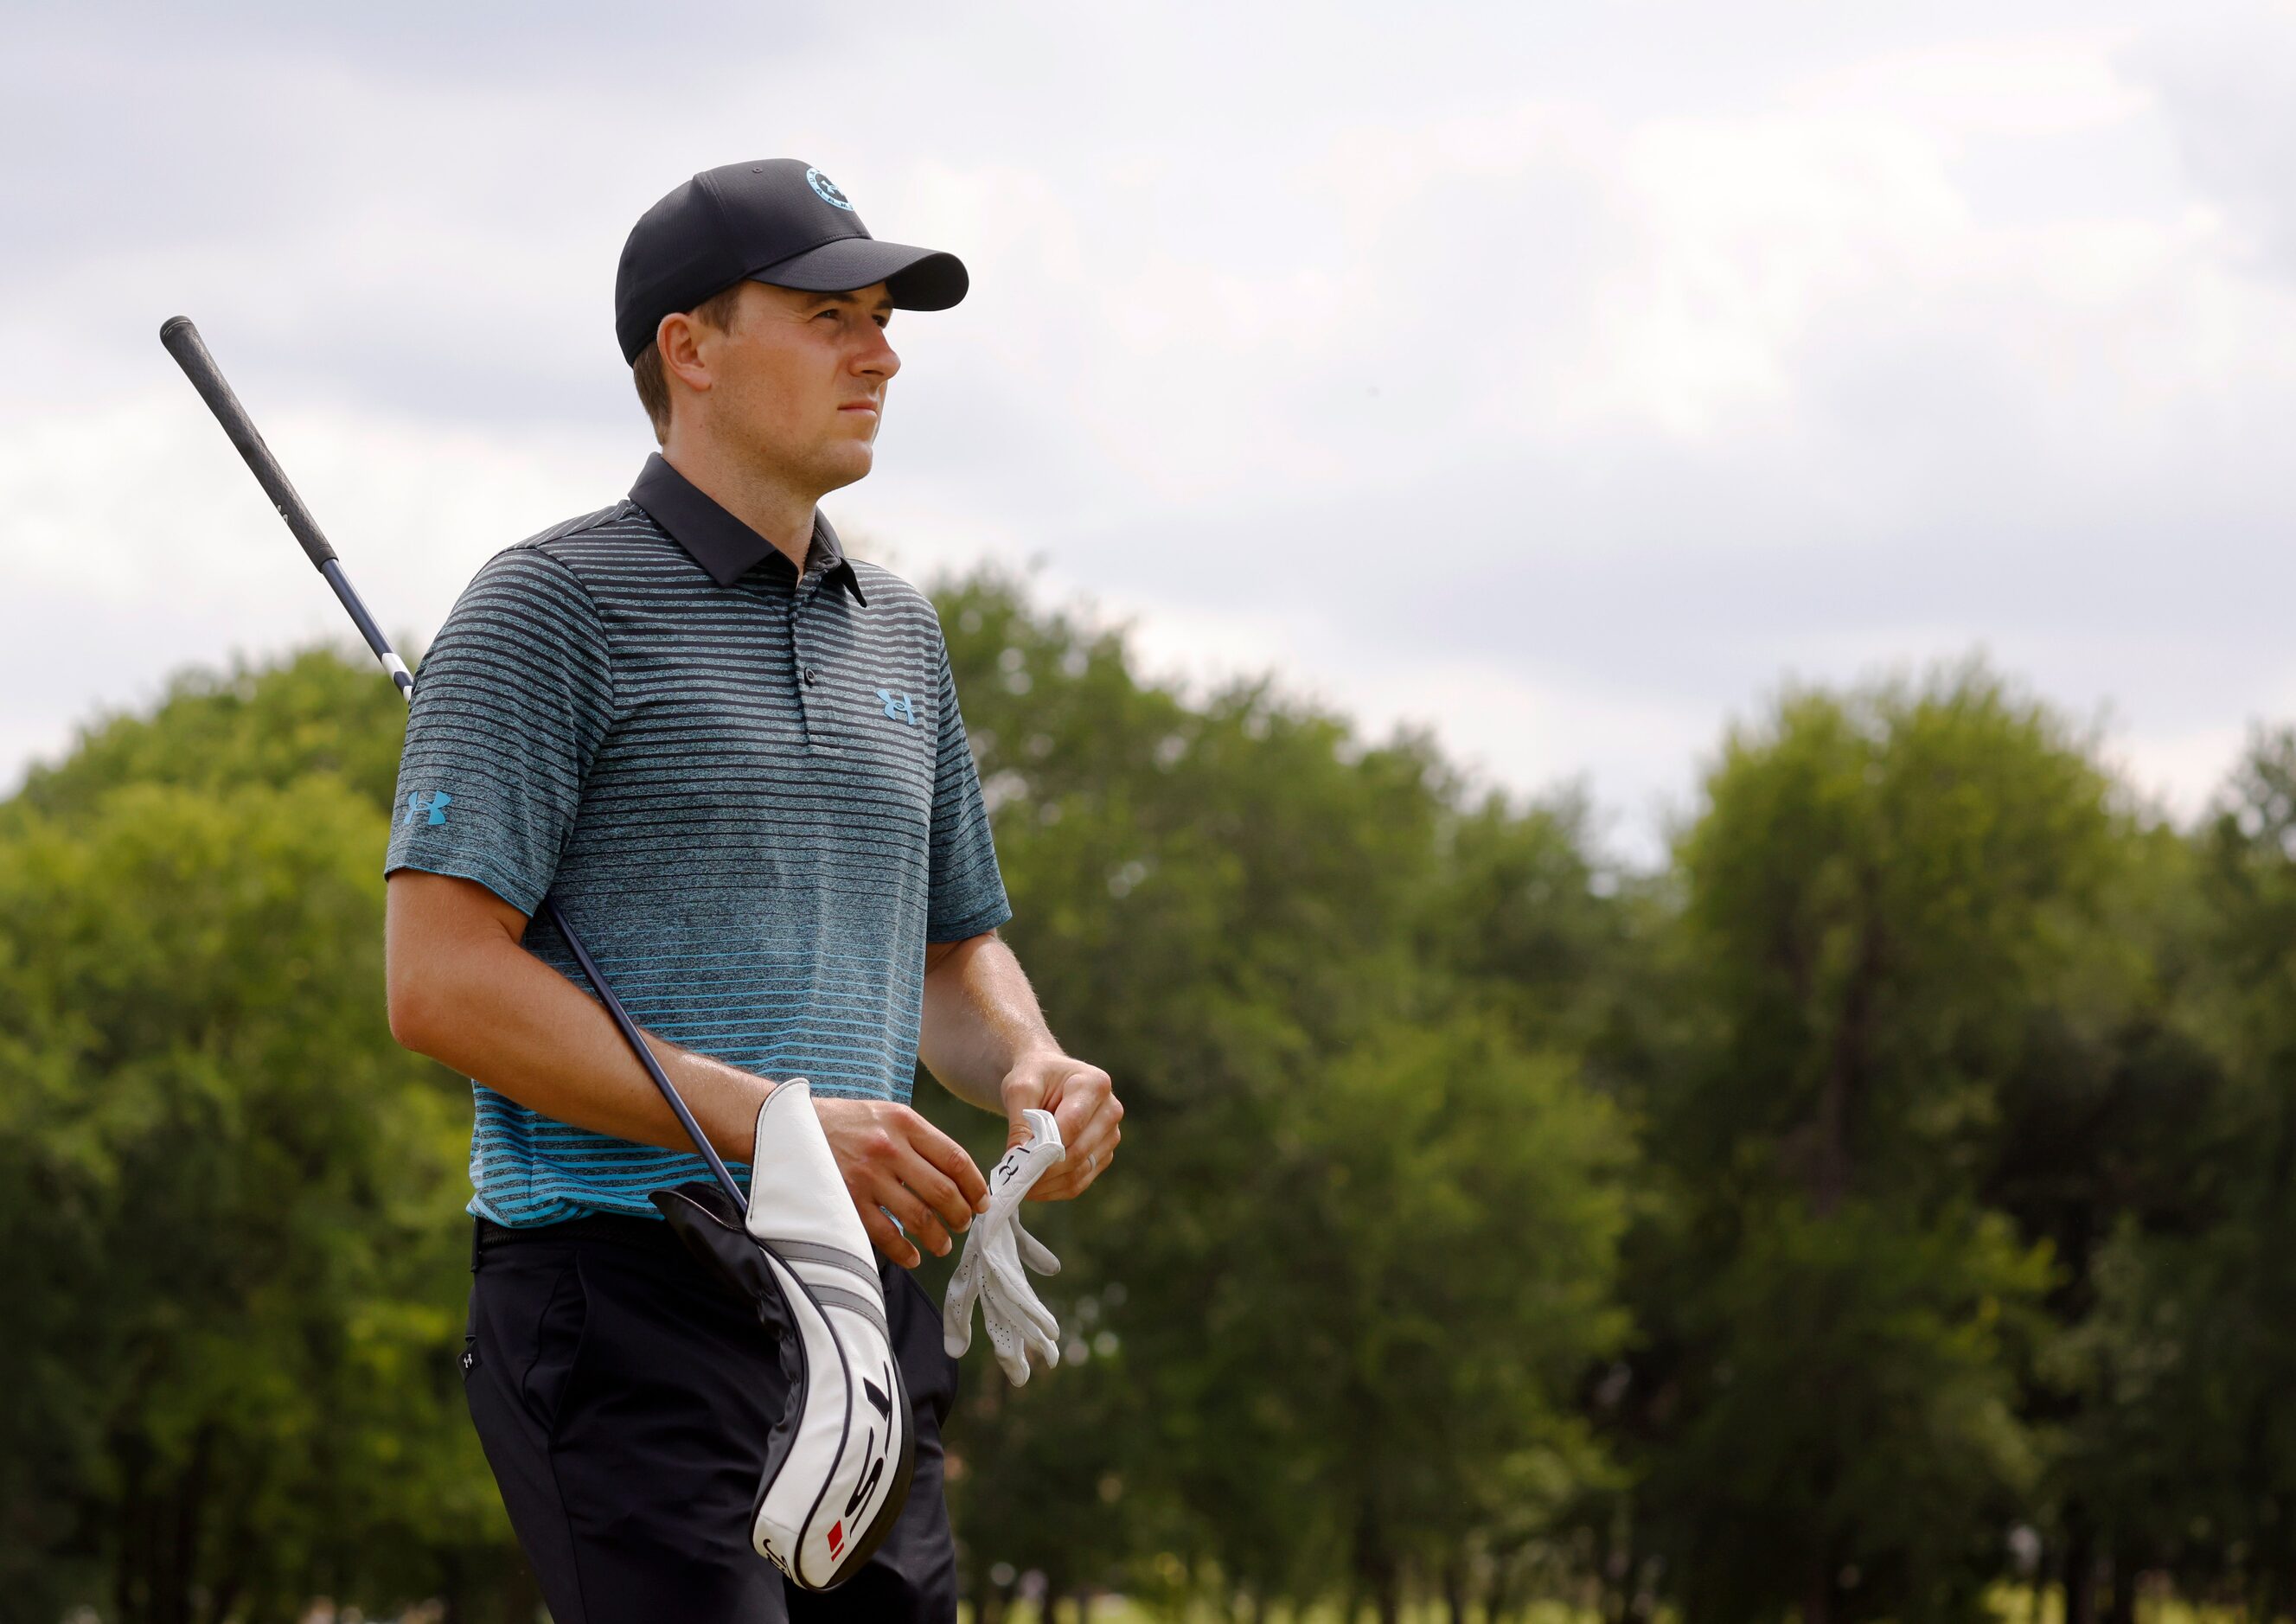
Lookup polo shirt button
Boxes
[802,665,819,687]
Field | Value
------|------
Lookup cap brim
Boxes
[748,237,969,310]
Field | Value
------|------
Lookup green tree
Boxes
[924,571,1635,1620]
[17,644,412,822]
[1283,1013,1632,1624]
[2037,730,2296,1620]
[1980,815,2225,1621]
[1628,665,2120,1624]
[0,646,520,1623]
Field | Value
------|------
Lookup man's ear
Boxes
[657,311,713,396]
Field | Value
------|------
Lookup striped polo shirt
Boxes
[385,452,1012,1227]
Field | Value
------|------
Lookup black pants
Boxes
[464,1211,961,1623]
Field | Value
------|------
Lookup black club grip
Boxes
[159,316,339,570]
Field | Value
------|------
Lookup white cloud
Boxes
[0,388,626,786]
[2136,1,2296,272]
[4,0,2295,858]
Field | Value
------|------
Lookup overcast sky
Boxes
[4,0,2293,861]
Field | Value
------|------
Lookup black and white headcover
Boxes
[653,1080,913,1590]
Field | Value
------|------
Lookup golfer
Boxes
[381,158,1123,1621]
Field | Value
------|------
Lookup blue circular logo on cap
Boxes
[806,168,855,211]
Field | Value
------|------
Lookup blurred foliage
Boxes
[6,567,2296,1623]
[0,737,513,1621]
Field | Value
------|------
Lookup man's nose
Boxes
[855,327,900,380]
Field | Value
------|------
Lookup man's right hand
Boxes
[810,1097,991,1268]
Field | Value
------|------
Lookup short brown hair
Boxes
[630,282,750,444]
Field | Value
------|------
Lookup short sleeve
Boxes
[925,636,1013,942]
[385,548,615,916]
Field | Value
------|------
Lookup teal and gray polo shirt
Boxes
[386,453,1012,1227]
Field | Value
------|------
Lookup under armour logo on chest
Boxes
[875,690,918,726]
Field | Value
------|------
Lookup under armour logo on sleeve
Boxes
[875,690,918,726]
[403,790,454,826]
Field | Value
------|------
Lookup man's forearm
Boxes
[917,933,1060,1113]
[387,878,772,1163]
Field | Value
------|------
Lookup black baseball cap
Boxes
[614,159,969,363]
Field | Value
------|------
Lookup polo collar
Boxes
[629,452,867,606]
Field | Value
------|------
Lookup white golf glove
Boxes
[652,1079,911,1592]
[943,1108,1066,1385]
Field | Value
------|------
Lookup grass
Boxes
[959,1583,2260,1624]
[960,1601,1603,1623]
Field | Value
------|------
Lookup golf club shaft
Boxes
[159,315,749,1215]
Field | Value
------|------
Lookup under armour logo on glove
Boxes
[943,1109,1065,1385]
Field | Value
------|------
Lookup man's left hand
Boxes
[999,1052,1122,1199]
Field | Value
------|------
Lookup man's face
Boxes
[691,278,900,492]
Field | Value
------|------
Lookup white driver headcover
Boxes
[742,1081,911,1589]
[943,1108,1065,1385]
